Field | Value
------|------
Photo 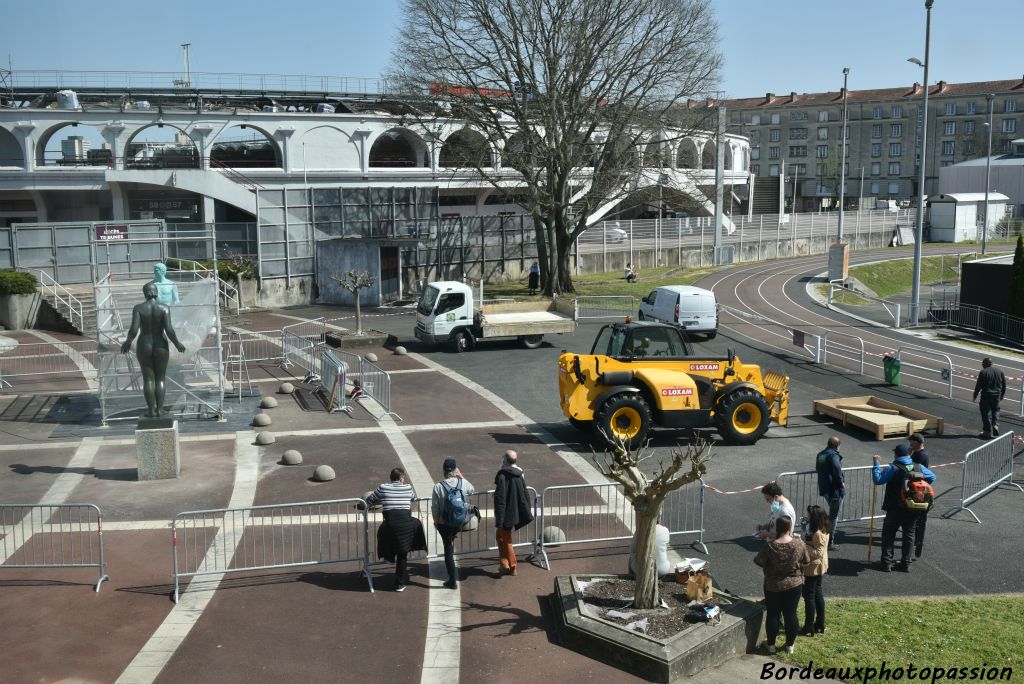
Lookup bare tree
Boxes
[390,0,722,295]
[332,270,376,335]
[593,436,711,609]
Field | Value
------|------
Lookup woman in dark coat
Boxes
[493,450,534,575]
[366,467,427,591]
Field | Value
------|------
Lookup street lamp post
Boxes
[838,67,850,242]
[983,93,994,255]
[908,0,934,327]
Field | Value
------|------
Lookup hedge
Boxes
[0,270,39,295]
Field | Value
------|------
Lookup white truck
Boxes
[414,280,576,352]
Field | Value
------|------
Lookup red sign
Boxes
[95,224,127,241]
[430,82,512,98]
[661,387,694,397]
[688,363,720,372]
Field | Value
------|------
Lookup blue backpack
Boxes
[442,480,470,527]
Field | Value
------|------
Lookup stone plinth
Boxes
[136,418,181,480]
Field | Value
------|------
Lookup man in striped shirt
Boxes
[367,467,422,591]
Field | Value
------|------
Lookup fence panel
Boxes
[0,503,110,591]
[358,357,396,418]
[224,330,284,364]
[777,465,883,529]
[0,340,98,389]
[946,431,1023,523]
[280,330,320,381]
[575,296,636,321]
[318,349,350,414]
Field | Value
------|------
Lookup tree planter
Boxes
[0,292,41,330]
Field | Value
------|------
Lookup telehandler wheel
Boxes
[715,388,771,445]
[595,393,651,450]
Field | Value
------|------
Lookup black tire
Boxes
[637,311,646,320]
[706,330,717,340]
[450,330,473,353]
[715,388,771,445]
[520,334,543,349]
[595,393,652,450]
[568,417,593,432]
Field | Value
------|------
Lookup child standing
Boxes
[799,504,830,635]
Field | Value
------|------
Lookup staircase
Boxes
[751,175,781,214]
[39,281,96,337]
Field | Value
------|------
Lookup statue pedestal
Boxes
[136,418,181,480]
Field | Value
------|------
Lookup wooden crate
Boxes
[812,395,944,440]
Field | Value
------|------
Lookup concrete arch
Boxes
[644,136,668,168]
[440,128,493,168]
[36,121,108,168]
[299,125,361,170]
[701,141,716,170]
[125,123,200,169]
[369,127,429,168]
[0,127,24,167]
[676,138,699,169]
[724,145,733,172]
[210,124,281,168]
[503,130,542,169]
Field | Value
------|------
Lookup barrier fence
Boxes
[0,340,99,389]
[776,465,884,531]
[280,330,320,382]
[225,330,284,363]
[0,503,110,592]
[945,432,1023,523]
[318,349,350,414]
[326,348,397,418]
[575,296,637,321]
[172,498,371,602]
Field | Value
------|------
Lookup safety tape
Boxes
[325,311,415,323]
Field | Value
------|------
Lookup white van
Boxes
[637,285,719,339]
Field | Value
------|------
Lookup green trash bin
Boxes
[883,355,901,386]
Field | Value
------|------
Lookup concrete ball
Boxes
[542,526,567,546]
[252,413,272,427]
[278,382,295,395]
[394,345,408,356]
[260,396,279,409]
[282,449,303,465]
[364,352,378,363]
[313,465,336,482]
[255,431,276,445]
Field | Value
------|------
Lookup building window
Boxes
[889,143,902,156]
[770,113,780,124]
[768,164,780,176]
[751,114,761,125]
[891,106,903,118]
[788,146,807,157]
[944,103,956,115]
[943,121,956,135]
[871,124,882,138]
[817,127,828,140]
[815,163,825,177]
[965,120,975,135]
[870,182,880,194]
[889,162,901,175]
[1002,139,1012,153]
[789,128,807,139]
[749,130,761,143]
[873,106,883,119]
[769,129,781,142]
[816,145,829,158]
[941,140,955,156]
[750,147,760,160]
[769,147,780,159]
[890,123,903,137]
[871,143,882,157]
[818,111,829,122]
[871,162,881,175]
[792,163,807,175]
[967,101,977,114]
[816,182,830,195]
[1002,119,1017,133]
[1006,100,1017,113]
[964,141,975,155]
[888,182,900,194]
[791,111,808,121]
[750,164,760,175]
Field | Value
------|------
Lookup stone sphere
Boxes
[282,450,303,465]
[364,352,378,363]
[394,345,408,356]
[542,526,567,546]
[260,396,279,409]
[278,382,295,395]
[252,413,272,427]
[255,431,276,445]
[313,465,336,482]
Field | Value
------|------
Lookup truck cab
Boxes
[415,281,473,348]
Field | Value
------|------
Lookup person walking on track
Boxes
[973,357,1006,439]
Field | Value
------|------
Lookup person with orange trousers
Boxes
[492,450,534,576]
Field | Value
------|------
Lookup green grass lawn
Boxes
[848,253,993,299]
[773,595,1023,682]
[482,265,715,299]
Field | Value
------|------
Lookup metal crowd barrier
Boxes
[535,479,706,570]
[171,498,371,602]
[359,357,398,419]
[776,464,884,531]
[281,318,327,346]
[0,340,99,390]
[318,349,350,414]
[575,296,636,321]
[224,330,284,363]
[0,503,110,592]
[945,432,1023,523]
[280,330,320,382]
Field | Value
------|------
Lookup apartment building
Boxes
[717,77,1024,212]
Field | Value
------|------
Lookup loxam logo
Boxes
[661,387,694,396]
[689,363,720,371]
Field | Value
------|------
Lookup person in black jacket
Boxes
[973,357,1006,439]
[814,435,845,550]
[493,450,534,576]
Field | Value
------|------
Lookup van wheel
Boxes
[450,331,473,353]
[595,393,651,450]
[520,334,543,349]
[715,389,770,445]
[638,311,646,320]
[706,331,717,340]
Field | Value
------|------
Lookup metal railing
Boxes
[0,339,98,391]
[0,503,110,592]
[944,432,1023,524]
[821,330,866,376]
[223,329,283,363]
[280,330,320,382]
[574,295,637,321]
[37,270,85,332]
[358,357,398,419]
[776,465,884,532]
[719,304,822,362]
[929,301,1024,344]
[172,498,371,602]
[168,258,242,314]
[896,345,954,399]
[318,349,350,414]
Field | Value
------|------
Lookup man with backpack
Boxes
[431,458,475,590]
[871,444,936,573]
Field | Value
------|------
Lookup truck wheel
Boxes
[520,334,543,349]
[715,389,771,445]
[450,331,473,353]
[596,393,651,450]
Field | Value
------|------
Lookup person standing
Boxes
[871,445,936,572]
[493,450,534,576]
[908,433,929,467]
[431,458,475,590]
[527,261,540,295]
[973,357,1006,439]
[756,483,796,540]
[814,436,845,550]
[366,467,424,592]
[907,433,931,559]
[799,505,830,636]
[754,516,810,655]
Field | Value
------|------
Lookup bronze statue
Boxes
[149,262,181,306]
[121,282,186,418]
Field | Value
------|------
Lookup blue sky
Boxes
[3,0,1022,98]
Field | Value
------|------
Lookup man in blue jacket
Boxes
[815,435,845,550]
[872,444,936,573]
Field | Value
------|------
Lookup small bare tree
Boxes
[593,436,711,609]
[332,270,376,335]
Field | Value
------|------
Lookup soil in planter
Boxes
[581,577,727,640]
